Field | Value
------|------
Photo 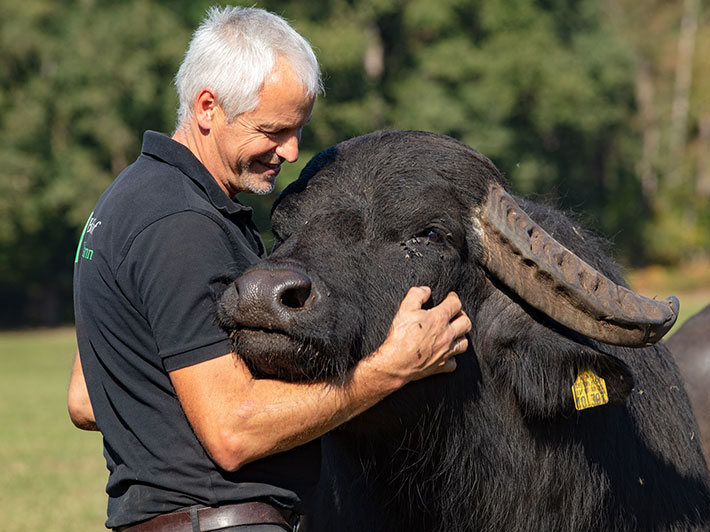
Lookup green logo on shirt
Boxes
[75,211,100,263]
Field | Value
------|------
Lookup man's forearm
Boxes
[226,351,405,466]
[171,352,388,471]
[171,288,470,471]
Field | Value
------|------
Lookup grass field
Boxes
[0,261,706,531]
[0,327,107,531]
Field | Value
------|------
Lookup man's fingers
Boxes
[400,289,465,321]
[399,286,433,312]
[449,336,469,355]
[440,357,457,373]
[449,310,472,336]
[429,291,463,321]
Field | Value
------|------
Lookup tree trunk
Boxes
[697,113,710,198]
[668,0,700,181]
[635,56,660,203]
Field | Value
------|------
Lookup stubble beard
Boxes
[240,161,277,195]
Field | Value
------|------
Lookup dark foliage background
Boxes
[1,0,708,326]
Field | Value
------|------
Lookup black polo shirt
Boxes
[74,131,320,528]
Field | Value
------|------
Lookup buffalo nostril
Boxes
[230,267,317,329]
[280,284,311,309]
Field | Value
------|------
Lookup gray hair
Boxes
[174,6,323,126]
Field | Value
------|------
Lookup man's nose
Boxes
[275,132,300,163]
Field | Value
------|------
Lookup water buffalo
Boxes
[219,130,710,531]
[667,305,710,462]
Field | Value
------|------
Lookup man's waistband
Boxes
[114,501,301,532]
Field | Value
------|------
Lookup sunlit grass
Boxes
[0,328,107,532]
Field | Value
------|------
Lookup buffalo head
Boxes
[218,130,678,419]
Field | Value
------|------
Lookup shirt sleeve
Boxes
[118,210,256,372]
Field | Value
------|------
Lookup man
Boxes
[68,6,470,532]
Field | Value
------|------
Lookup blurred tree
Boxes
[0,0,189,325]
[0,0,706,326]
[611,0,710,264]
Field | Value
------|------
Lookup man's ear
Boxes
[194,88,218,132]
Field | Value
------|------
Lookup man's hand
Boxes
[362,287,471,389]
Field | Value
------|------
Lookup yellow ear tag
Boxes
[572,368,609,411]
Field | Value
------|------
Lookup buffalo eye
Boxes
[401,225,452,255]
[425,229,443,243]
[415,228,446,244]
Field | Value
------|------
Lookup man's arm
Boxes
[67,350,99,431]
[170,287,470,471]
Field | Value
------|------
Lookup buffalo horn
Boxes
[474,183,679,347]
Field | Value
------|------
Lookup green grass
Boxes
[0,328,107,531]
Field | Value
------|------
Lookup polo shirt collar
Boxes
[140,130,253,217]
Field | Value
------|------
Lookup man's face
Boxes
[212,60,315,196]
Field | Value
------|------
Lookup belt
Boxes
[116,501,301,532]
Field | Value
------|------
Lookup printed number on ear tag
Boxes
[572,368,609,411]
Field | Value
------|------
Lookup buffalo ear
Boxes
[477,294,635,419]
[578,351,635,407]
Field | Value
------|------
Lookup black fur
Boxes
[219,130,710,531]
